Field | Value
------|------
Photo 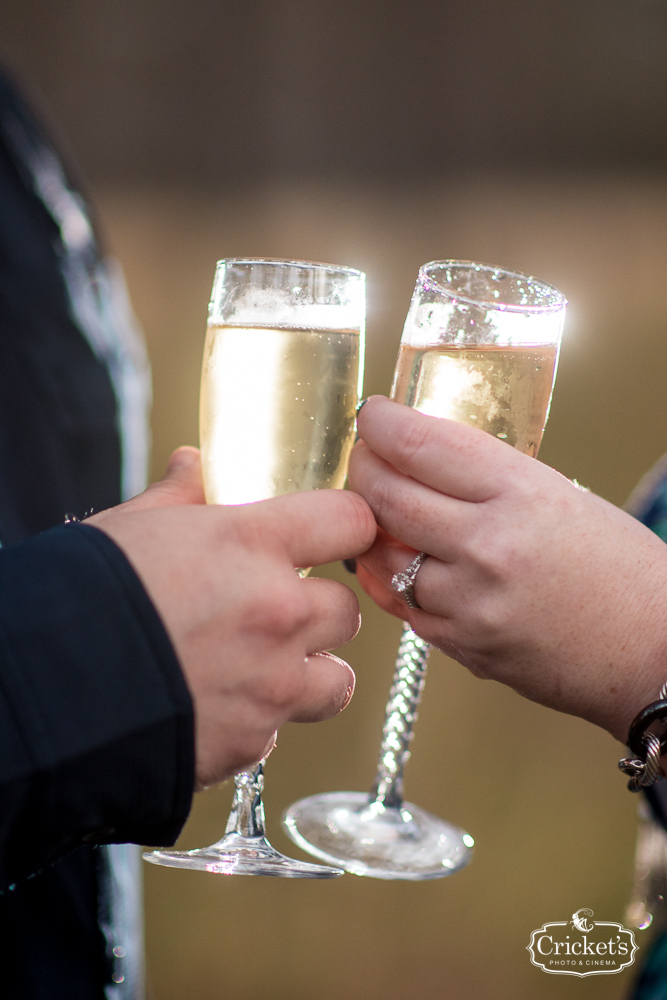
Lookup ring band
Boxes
[391,552,427,610]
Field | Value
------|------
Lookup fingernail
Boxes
[342,558,357,575]
[340,677,356,712]
[260,732,277,761]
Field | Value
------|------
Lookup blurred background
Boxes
[3,1,667,996]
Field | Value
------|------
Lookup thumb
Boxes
[128,447,207,510]
[163,446,204,488]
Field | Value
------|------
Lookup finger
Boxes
[86,448,206,533]
[116,447,206,516]
[288,652,355,722]
[133,447,206,508]
[355,562,408,620]
[355,526,417,589]
[355,562,465,662]
[349,442,472,559]
[236,489,377,568]
[356,530,456,618]
[299,577,362,652]
[357,396,529,501]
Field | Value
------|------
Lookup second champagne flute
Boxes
[284,260,567,879]
[144,258,365,877]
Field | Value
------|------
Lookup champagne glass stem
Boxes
[145,752,344,877]
[283,622,470,880]
[369,624,430,809]
[225,763,267,838]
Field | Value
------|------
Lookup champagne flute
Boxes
[144,258,365,877]
[283,260,567,880]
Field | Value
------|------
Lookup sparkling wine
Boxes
[200,324,362,504]
[391,343,558,457]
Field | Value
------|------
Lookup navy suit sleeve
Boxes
[0,522,194,890]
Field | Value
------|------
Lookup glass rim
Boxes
[214,257,365,279]
[420,260,567,314]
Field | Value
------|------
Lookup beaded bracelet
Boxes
[619,683,667,792]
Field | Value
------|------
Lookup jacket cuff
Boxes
[0,522,194,886]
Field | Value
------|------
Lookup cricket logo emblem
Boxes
[571,908,595,933]
[527,908,638,977]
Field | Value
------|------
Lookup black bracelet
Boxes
[619,696,667,792]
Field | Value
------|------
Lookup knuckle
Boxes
[240,572,313,648]
[359,472,393,526]
[228,509,268,552]
[255,662,306,715]
[395,416,432,467]
[250,582,311,643]
[467,535,509,584]
[459,514,516,585]
[469,596,509,645]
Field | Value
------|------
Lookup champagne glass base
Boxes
[143,832,344,878]
[283,792,473,881]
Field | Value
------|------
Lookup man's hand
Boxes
[349,396,667,744]
[88,448,376,787]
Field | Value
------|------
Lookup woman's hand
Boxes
[349,396,667,743]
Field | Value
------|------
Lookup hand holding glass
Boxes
[284,261,567,879]
[144,258,365,877]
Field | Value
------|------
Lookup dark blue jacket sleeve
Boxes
[0,521,194,890]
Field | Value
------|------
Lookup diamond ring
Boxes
[391,551,427,609]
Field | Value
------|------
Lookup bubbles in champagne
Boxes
[200,324,361,505]
[392,343,558,457]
